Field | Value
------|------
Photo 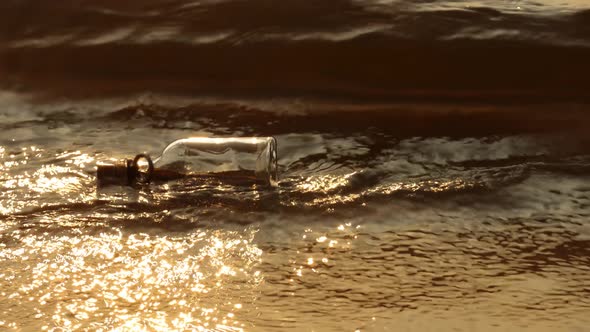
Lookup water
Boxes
[1,1,590,331]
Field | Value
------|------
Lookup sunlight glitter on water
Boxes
[0,226,263,331]
[0,147,96,215]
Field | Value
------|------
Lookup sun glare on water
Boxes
[0,223,263,331]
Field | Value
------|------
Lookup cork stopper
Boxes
[96,159,136,186]
[96,154,153,187]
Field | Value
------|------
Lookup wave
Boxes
[2,1,590,46]
[3,94,590,138]
[2,113,590,217]
[1,1,590,102]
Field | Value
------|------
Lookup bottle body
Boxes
[97,136,278,187]
[152,137,278,186]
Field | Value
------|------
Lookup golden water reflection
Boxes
[0,225,262,331]
[0,146,95,215]
[256,214,590,332]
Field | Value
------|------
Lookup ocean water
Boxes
[1,0,590,331]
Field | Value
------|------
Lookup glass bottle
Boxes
[97,137,278,187]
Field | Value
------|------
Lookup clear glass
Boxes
[152,137,278,186]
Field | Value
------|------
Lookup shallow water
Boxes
[1,0,590,331]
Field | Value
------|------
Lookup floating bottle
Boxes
[97,137,278,187]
